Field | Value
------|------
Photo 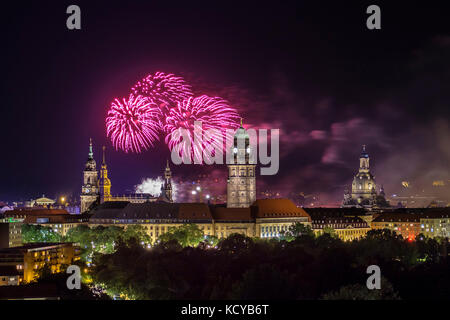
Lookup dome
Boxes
[234,118,249,140]
[85,158,96,171]
[234,126,249,140]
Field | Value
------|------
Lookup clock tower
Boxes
[227,120,256,208]
[81,138,99,213]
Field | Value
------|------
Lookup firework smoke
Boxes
[135,176,178,201]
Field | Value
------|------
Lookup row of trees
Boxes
[22,224,152,261]
[90,223,449,300]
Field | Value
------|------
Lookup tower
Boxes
[80,138,99,213]
[160,160,173,202]
[99,146,112,203]
[227,119,256,208]
[350,145,376,205]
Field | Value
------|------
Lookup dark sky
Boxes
[1,1,450,204]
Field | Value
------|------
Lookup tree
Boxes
[321,277,400,300]
[22,224,62,243]
[322,226,338,238]
[279,223,315,241]
[229,264,297,299]
[122,225,152,247]
[158,224,204,247]
[217,233,254,254]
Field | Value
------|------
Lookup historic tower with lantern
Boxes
[99,146,112,203]
[227,120,256,208]
[81,139,99,213]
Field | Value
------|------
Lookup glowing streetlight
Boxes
[192,190,197,195]
[206,194,210,199]
[196,186,201,191]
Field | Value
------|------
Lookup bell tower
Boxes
[81,138,99,212]
[227,119,256,208]
[160,160,173,202]
[99,146,112,203]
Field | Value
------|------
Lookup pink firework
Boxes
[164,95,240,163]
[106,94,161,153]
[131,72,193,107]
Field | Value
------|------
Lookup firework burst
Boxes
[106,94,161,153]
[164,95,240,163]
[131,72,193,107]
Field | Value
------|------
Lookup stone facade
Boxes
[227,122,256,208]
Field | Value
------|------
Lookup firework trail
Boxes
[106,94,161,153]
[164,95,240,163]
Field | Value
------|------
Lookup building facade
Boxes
[0,222,22,248]
[81,139,100,213]
[371,208,450,240]
[311,216,371,241]
[342,145,389,209]
[4,209,90,236]
[227,120,256,208]
[89,198,311,243]
[80,140,174,213]
[0,243,80,283]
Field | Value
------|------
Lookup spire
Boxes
[380,185,385,196]
[88,138,93,159]
[166,159,170,169]
[360,144,369,158]
[240,117,244,128]
[102,146,106,165]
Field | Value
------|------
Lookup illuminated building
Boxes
[305,208,372,241]
[81,139,174,213]
[80,139,100,213]
[0,222,22,248]
[0,266,21,286]
[227,120,256,208]
[372,213,421,240]
[311,217,371,241]
[25,196,56,208]
[342,145,389,209]
[87,123,312,239]
[305,207,373,225]
[3,209,90,236]
[89,198,311,242]
[432,180,445,187]
[98,146,112,203]
[159,160,173,203]
[372,208,450,239]
[0,242,80,283]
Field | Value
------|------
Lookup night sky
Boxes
[1,1,450,204]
